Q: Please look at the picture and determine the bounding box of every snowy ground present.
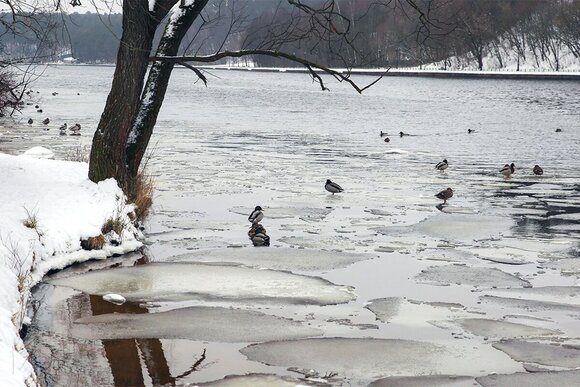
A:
[0,149,142,386]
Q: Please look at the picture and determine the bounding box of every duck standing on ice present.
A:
[248,206,264,224]
[435,188,453,204]
[500,163,515,177]
[435,159,448,171]
[325,179,343,195]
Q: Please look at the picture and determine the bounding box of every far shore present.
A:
[45,62,580,81]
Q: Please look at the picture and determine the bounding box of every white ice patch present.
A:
[415,214,512,242]
[197,374,306,386]
[71,306,321,342]
[493,340,580,368]
[456,318,560,338]
[488,287,580,306]
[476,370,580,387]
[241,337,518,382]
[49,262,356,305]
[171,247,374,271]
[415,265,531,288]
[370,375,475,386]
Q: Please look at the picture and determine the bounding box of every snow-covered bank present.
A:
[0,150,143,386]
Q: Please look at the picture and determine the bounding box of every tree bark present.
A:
[88,0,173,185]
[126,0,208,182]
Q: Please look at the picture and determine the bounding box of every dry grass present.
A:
[101,217,124,235]
[63,144,90,163]
[132,171,154,223]
[22,206,38,229]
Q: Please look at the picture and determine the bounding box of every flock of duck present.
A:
[25,90,82,136]
[246,128,550,246]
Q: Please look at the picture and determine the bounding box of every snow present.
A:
[0,150,143,386]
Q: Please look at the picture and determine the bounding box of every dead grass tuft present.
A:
[80,234,106,250]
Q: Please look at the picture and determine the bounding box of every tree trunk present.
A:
[88,0,170,186]
[126,1,208,183]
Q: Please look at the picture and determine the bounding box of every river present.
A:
[2,65,580,386]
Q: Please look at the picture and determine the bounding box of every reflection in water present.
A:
[493,182,580,239]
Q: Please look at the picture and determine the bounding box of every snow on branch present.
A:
[150,50,388,93]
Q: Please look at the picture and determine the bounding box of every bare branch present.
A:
[151,49,390,93]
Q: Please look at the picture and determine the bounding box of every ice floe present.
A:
[415,265,531,288]
[240,337,518,382]
[365,298,401,323]
[170,247,374,271]
[476,370,580,387]
[49,262,356,305]
[493,340,580,368]
[71,306,321,342]
[197,373,307,386]
[456,318,560,338]
[415,214,512,242]
[370,375,475,386]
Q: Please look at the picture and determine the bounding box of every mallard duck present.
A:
[42,118,50,125]
[533,165,543,175]
[399,131,408,137]
[69,123,81,135]
[500,163,515,177]
[27,118,33,125]
[435,188,453,204]
[325,179,343,194]
[248,223,270,247]
[380,131,387,137]
[384,137,390,143]
[435,159,448,171]
[248,206,264,224]
[468,129,474,133]
[555,128,562,133]
[59,123,68,132]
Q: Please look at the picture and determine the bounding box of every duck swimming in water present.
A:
[533,165,543,175]
[500,163,515,177]
[468,129,474,133]
[248,206,264,224]
[325,179,343,195]
[43,118,50,125]
[435,159,448,171]
[435,188,453,204]
[384,137,390,143]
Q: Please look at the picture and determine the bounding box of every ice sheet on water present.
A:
[476,370,580,387]
[240,338,517,382]
[488,286,580,306]
[49,262,356,305]
[370,375,475,386]
[170,247,374,271]
[71,306,321,342]
[415,214,512,241]
[365,298,401,323]
[415,265,531,288]
[480,295,580,313]
[492,340,580,368]
[197,374,306,386]
[456,318,560,338]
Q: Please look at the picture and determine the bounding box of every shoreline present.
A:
[43,63,580,81]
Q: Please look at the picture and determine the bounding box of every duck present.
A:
[325,179,343,194]
[399,131,408,137]
[435,187,453,204]
[533,165,543,175]
[248,206,264,224]
[555,128,562,133]
[468,129,474,134]
[37,109,43,113]
[42,118,50,125]
[500,163,515,177]
[69,123,81,135]
[248,223,270,247]
[27,118,33,125]
[59,126,67,136]
[384,137,390,143]
[59,123,67,132]
[380,131,388,137]
[435,159,448,171]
